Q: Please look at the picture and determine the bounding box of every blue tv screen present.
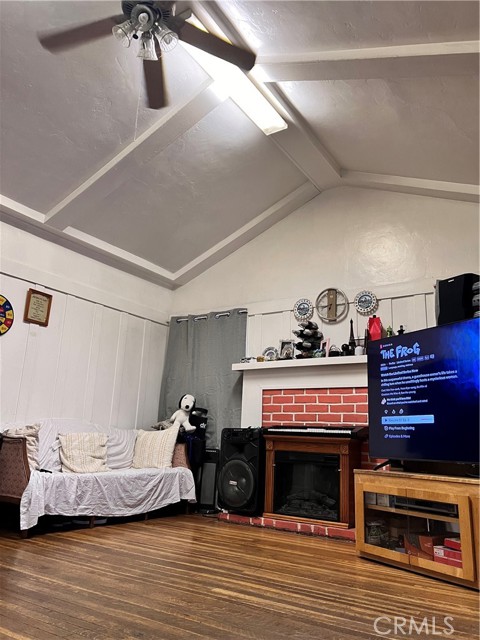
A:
[367,318,479,464]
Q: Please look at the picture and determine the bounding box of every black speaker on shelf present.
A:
[198,448,219,514]
[436,273,479,325]
[217,427,265,516]
[189,407,208,440]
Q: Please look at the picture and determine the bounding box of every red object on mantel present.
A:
[368,315,383,341]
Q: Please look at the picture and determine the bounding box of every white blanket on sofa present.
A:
[21,466,196,530]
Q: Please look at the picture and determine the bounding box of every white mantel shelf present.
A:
[232,355,367,371]
[233,356,368,428]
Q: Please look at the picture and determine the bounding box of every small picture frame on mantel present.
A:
[320,338,330,357]
[24,288,53,327]
[279,339,295,360]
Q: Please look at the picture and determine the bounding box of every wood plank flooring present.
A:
[0,514,479,640]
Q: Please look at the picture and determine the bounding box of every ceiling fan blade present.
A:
[143,54,167,109]
[39,15,124,52]
[176,21,255,71]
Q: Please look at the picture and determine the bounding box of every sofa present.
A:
[0,419,196,536]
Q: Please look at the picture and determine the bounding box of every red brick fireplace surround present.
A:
[223,359,384,540]
[262,385,373,469]
[262,386,368,428]
[218,386,375,541]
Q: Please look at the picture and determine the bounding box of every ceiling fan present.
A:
[38,1,256,109]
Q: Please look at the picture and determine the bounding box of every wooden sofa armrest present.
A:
[172,442,191,469]
[0,436,31,503]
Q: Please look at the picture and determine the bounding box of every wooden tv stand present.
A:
[355,470,479,589]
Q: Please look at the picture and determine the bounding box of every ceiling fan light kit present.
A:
[112,2,178,57]
[38,0,265,115]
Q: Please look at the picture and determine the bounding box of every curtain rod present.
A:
[176,309,248,323]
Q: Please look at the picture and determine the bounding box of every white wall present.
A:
[2,186,478,426]
[0,223,173,427]
[171,187,479,355]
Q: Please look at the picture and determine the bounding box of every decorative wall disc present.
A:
[354,290,378,315]
[0,295,14,335]
[293,298,314,321]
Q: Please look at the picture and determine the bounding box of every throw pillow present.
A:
[132,426,179,469]
[59,432,110,473]
[2,424,40,470]
[107,429,137,469]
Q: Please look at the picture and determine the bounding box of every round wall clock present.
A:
[354,290,378,315]
[315,288,349,323]
[293,298,314,322]
[0,294,14,335]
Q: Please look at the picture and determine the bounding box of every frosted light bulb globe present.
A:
[137,33,158,61]
[112,20,136,48]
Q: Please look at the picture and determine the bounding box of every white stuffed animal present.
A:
[170,394,196,433]
[151,394,197,433]
[163,393,196,433]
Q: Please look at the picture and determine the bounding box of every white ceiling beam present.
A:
[63,227,174,280]
[173,182,319,286]
[342,171,480,203]
[0,195,46,223]
[1,183,320,289]
[270,121,341,191]
[0,208,176,289]
[262,83,341,190]
[44,80,223,231]
[193,0,342,191]
[255,41,479,82]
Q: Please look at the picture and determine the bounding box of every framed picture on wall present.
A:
[24,289,53,327]
[279,339,295,360]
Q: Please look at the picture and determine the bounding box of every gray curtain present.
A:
[158,308,247,448]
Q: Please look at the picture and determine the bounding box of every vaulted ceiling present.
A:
[1,1,478,288]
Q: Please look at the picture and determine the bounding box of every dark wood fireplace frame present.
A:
[263,433,362,528]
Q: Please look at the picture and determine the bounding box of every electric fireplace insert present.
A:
[274,451,340,521]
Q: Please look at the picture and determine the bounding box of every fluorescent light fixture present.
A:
[182,16,288,135]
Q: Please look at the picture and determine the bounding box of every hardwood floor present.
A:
[0,514,478,640]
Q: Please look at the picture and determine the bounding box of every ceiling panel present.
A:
[0,1,209,212]
[72,99,307,272]
[0,0,478,285]
[224,1,480,54]
[281,75,479,184]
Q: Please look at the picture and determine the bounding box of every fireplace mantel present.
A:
[232,355,367,371]
[232,356,368,427]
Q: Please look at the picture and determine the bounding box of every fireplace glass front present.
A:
[273,451,340,522]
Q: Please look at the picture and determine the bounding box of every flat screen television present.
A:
[367,318,479,465]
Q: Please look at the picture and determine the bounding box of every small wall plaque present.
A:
[24,289,52,327]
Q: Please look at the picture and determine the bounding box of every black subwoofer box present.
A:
[217,427,265,516]
[198,448,219,513]
[436,273,479,325]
